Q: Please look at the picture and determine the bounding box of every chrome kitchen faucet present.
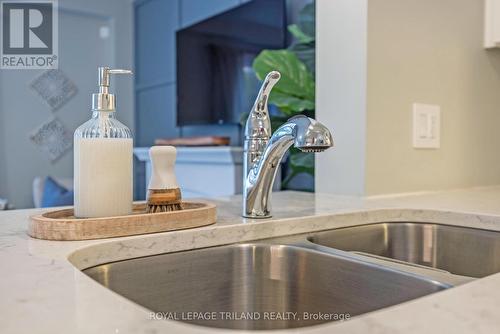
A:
[242,71,334,218]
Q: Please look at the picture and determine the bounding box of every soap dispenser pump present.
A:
[74,67,133,218]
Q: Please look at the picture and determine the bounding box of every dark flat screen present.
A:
[176,0,287,126]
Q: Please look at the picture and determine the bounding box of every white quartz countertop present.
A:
[3,187,500,333]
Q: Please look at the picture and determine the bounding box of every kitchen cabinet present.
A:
[485,0,500,48]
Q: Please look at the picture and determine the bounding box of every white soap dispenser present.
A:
[74,67,133,218]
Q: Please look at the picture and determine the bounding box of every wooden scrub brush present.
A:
[147,146,183,213]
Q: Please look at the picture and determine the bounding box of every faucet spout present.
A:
[243,112,334,218]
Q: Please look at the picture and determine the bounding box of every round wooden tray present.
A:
[29,201,216,241]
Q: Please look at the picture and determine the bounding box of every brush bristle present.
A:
[146,188,183,213]
[147,202,183,213]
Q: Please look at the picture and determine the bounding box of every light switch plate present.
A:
[412,103,440,149]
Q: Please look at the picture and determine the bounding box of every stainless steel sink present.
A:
[308,222,500,278]
[84,243,448,330]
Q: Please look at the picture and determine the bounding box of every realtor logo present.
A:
[1,1,58,69]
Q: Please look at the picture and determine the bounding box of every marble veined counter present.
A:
[2,188,500,333]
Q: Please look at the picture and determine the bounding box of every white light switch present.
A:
[412,103,440,149]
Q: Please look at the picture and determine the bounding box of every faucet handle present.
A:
[260,71,281,95]
[245,71,281,140]
[255,71,281,113]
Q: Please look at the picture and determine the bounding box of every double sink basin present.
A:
[83,222,500,330]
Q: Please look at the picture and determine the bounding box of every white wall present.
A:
[0,0,134,208]
[365,0,500,194]
[315,0,368,195]
[316,0,500,196]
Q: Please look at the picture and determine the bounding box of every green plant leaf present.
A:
[289,151,315,176]
[282,151,315,189]
[297,3,315,38]
[270,115,289,132]
[253,50,315,102]
[288,24,314,44]
[269,91,315,115]
[288,42,315,77]
[251,1,317,191]
[287,2,315,77]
